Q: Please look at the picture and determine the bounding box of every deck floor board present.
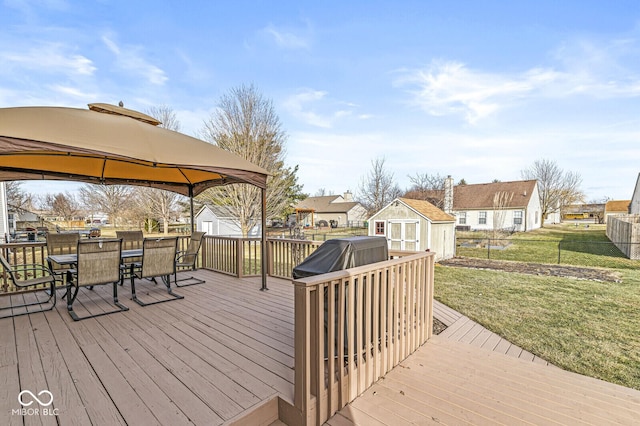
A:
[3,273,640,426]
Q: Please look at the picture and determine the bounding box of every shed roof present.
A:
[399,198,455,222]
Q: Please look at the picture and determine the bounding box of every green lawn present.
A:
[456,223,637,269]
[437,223,640,390]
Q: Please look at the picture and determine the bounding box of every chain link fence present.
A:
[456,238,639,269]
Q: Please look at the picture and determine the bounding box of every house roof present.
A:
[195,203,234,219]
[453,180,537,210]
[605,200,630,213]
[295,195,362,213]
[399,198,455,222]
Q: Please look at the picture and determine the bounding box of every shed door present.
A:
[202,221,214,235]
[388,220,419,251]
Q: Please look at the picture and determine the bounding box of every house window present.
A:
[478,211,487,225]
[514,211,523,225]
[535,211,539,224]
[375,221,385,235]
[458,212,466,225]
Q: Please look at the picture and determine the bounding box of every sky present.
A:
[1,0,639,201]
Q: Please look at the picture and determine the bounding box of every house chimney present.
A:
[343,190,353,202]
[444,175,454,213]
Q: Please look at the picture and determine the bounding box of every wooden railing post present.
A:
[236,239,243,278]
[294,280,313,426]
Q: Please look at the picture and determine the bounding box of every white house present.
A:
[446,179,542,232]
[368,197,456,261]
[195,204,260,237]
[294,191,368,228]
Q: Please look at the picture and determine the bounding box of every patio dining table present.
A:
[47,249,143,266]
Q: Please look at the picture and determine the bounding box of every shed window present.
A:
[375,221,385,235]
[478,211,487,225]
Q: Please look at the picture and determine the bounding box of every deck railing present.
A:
[268,238,321,279]
[0,236,192,292]
[290,251,435,425]
[1,236,436,426]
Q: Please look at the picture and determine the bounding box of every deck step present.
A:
[228,396,279,426]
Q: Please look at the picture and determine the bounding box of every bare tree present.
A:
[491,191,514,238]
[199,84,304,236]
[42,192,80,220]
[78,184,133,226]
[5,181,34,211]
[404,172,447,209]
[357,157,402,216]
[141,105,187,233]
[314,188,334,197]
[145,105,181,132]
[135,187,184,234]
[521,159,584,226]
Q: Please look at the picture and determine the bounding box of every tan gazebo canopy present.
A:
[0,104,268,195]
[0,104,271,289]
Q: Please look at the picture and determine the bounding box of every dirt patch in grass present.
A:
[440,256,622,283]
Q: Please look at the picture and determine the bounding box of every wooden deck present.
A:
[434,299,553,366]
[330,301,640,425]
[1,270,295,425]
[4,271,640,426]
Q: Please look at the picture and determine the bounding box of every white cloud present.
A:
[1,43,96,75]
[395,61,557,124]
[283,89,371,128]
[262,24,310,49]
[49,84,97,99]
[396,36,640,124]
[101,35,168,85]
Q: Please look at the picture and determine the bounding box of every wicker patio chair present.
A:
[174,231,206,287]
[46,232,80,288]
[129,237,183,306]
[0,255,56,319]
[66,239,128,321]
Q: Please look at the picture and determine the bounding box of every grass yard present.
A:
[456,223,638,269]
[437,223,640,390]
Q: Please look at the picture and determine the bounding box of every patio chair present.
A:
[116,230,143,285]
[129,237,183,306]
[46,232,80,288]
[66,239,128,321]
[174,231,206,287]
[0,254,56,319]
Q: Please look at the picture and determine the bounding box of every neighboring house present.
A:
[446,179,542,232]
[562,203,605,222]
[195,204,260,237]
[604,200,631,219]
[368,197,456,261]
[294,191,368,228]
[630,173,640,215]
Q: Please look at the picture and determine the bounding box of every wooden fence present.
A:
[606,215,640,259]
